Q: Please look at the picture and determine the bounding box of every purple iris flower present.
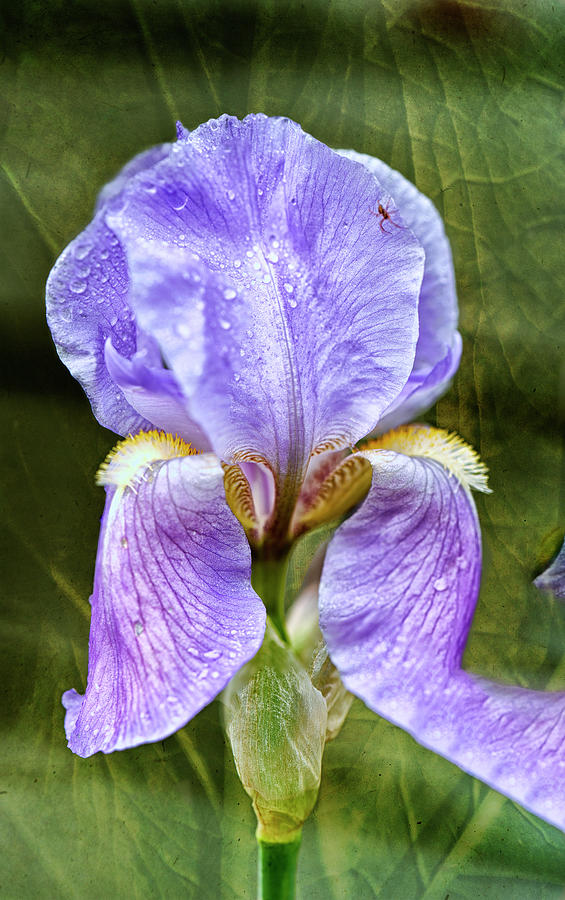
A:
[47,114,565,833]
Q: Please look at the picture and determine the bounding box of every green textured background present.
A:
[2,0,565,896]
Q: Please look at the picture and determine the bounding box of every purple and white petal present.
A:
[63,452,266,757]
[338,149,461,430]
[534,537,565,599]
[319,450,565,832]
[107,115,424,476]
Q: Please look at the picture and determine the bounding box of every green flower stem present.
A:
[257,834,302,900]
[251,552,291,642]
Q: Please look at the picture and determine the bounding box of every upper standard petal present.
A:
[46,139,201,441]
[107,115,425,478]
[63,446,266,756]
[319,449,565,832]
[46,215,150,436]
[337,150,461,430]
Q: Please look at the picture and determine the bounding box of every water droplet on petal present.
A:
[121,537,128,548]
[288,298,297,308]
[70,280,87,294]
[283,283,294,294]
[224,288,237,300]
[219,318,231,330]
[227,189,236,201]
[433,576,447,592]
[75,243,91,260]
[233,259,241,269]
[135,622,144,636]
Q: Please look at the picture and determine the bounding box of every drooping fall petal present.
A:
[63,441,265,757]
[319,446,565,831]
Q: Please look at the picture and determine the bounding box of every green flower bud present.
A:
[223,623,327,843]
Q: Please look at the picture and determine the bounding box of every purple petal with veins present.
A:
[319,450,565,832]
[337,149,461,430]
[104,339,212,448]
[63,453,265,756]
[46,215,150,436]
[106,114,424,478]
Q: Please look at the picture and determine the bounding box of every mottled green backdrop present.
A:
[2,0,565,896]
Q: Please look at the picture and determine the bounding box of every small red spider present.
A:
[369,202,403,234]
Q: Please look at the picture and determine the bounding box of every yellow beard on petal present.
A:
[96,430,201,490]
[363,425,491,494]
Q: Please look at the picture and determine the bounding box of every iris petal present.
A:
[46,143,175,437]
[94,143,172,214]
[535,537,565,599]
[319,450,565,831]
[107,114,425,477]
[63,452,266,757]
[337,149,461,430]
[46,215,149,436]
[104,339,212,449]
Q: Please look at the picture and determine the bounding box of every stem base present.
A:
[257,834,302,900]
